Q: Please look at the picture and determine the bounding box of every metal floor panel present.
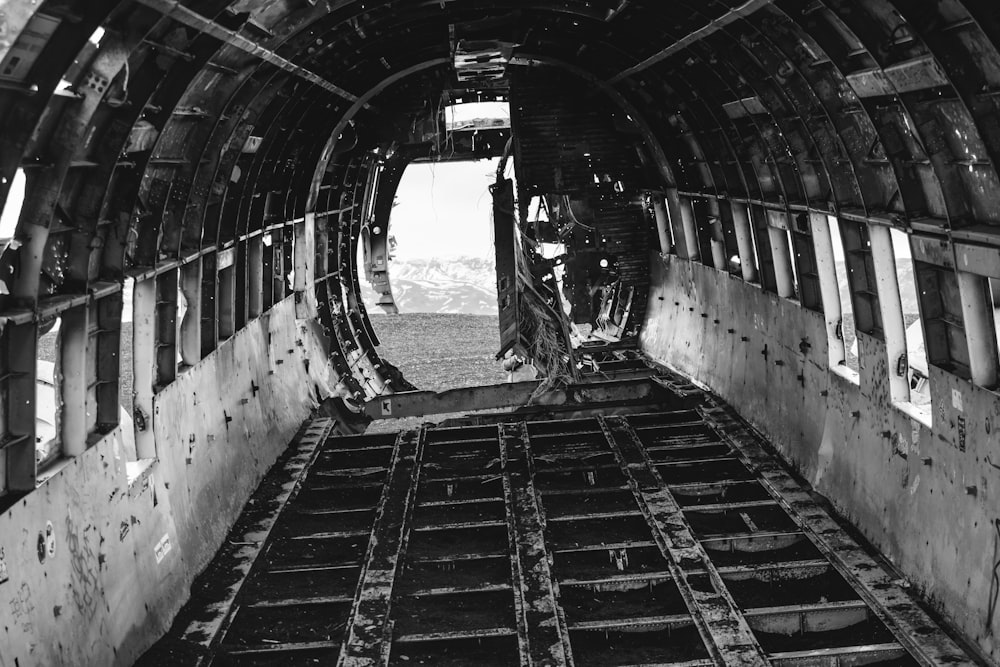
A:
[140,376,979,667]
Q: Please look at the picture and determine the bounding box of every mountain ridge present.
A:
[361,256,499,315]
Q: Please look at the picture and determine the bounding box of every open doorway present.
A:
[359,157,506,391]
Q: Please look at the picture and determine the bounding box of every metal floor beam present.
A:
[501,422,574,666]
[600,415,769,665]
[338,429,426,666]
[141,373,980,666]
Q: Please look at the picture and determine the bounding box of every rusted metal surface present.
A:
[4,0,1000,442]
[363,375,661,421]
[134,0,361,102]
[500,421,573,666]
[137,427,395,665]
[176,418,333,663]
[609,0,776,83]
[338,428,426,666]
[600,415,770,666]
[141,373,981,665]
[6,1,1000,662]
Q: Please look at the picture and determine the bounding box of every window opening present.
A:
[916,261,970,379]
[691,199,717,268]
[763,211,794,299]
[719,206,741,276]
[178,261,201,369]
[282,230,295,294]
[219,263,235,341]
[199,254,219,358]
[730,204,758,283]
[648,193,674,255]
[235,243,248,331]
[828,216,859,372]
[119,281,138,462]
[85,304,100,436]
[889,229,930,409]
[446,101,510,131]
[249,236,264,319]
[784,229,800,300]
[790,214,822,311]
[36,315,62,468]
[750,206,778,293]
[176,279,187,366]
[262,232,276,311]
[840,220,882,337]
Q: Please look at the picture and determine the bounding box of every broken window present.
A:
[178,261,200,370]
[729,203,758,283]
[35,315,62,469]
[35,301,112,465]
[265,228,291,305]
[889,229,930,410]
[234,243,248,332]
[118,282,138,463]
[719,205,742,276]
[249,236,264,319]
[199,254,219,358]
[915,262,970,380]
[790,214,822,312]
[647,193,675,256]
[282,229,295,294]
[827,216,859,374]
[783,228,800,300]
[218,262,235,341]
[839,220,882,337]
[690,199,718,268]
[749,205,777,293]
[131,277,155,458]
[763,210,796,299]
[176,276,188,367]
[262,232,276,312]
[446,101,510,131]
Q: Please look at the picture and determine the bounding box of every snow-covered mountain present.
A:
[360,257,499,315]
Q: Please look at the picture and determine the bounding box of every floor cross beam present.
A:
[600,415,769,665]
[700,402,976,666]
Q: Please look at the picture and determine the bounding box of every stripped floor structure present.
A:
[141,367,977,666]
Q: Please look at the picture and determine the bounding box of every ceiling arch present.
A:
[0,0,998,442]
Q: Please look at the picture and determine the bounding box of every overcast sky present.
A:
[390,158,500,261]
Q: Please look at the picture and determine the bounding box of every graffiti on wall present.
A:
[9,580,35,637]
[65,515,101,616]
